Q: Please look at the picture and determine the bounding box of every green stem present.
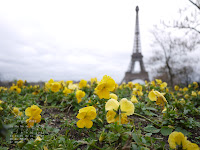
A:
[119,109,121,125]
[133,113,161,127]
[166,103,169,116]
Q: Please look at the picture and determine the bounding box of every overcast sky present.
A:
[0,0,195,83]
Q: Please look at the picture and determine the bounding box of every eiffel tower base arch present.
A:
[122,71,149,83]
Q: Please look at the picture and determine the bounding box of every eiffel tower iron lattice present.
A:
[121,6,149,83]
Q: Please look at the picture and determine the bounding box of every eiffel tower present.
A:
[121,6,149,83]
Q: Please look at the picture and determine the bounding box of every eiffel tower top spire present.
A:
[133,6,141,53]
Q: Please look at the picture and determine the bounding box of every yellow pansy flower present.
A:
[76,90,85,103]
[155,79,162,84]
[160,82,167,89]
[148,90,167,102]
[168,131,199,150]
[51,82,61,93]
[105,98,134,124]
[90,77,97,85]
[131,95,138,103]
[63,87,72,96]
[183,87,188,92]
[193,82,198,89]
[119,98,135,115]
[76,106,97,128]
[0,100,3,104]
[174,85,179,91]
[148,90,167,109]
[45,79,54,89]
[127,82,134,89]
[66,80,73,86]
[191,91,197,97]
[13,107,23,116]
[95,75,116,99]
[17,80,23,87]
[58,80,65,89]
[184,94,189,99]
[25,105,42,128]
[79,79,87,89]
[168,131,188,149]
[0,107,3,111]
[68,83,78,90]
[10,85,21,94]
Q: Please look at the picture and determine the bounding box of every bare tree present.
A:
[162,0,200,34]
[148,26,199,86]
[148,1,200,86]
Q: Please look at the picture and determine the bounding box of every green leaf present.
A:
[145,133,152,137]
[53,128,60,133]
[141,137,147,144]
[131,143,138,150]
[132,133,141,144]
[161,126,173,136]
[146,107,157,111]
[144,125,160,133]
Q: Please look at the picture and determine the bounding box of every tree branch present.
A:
[178,25,200,34]
[188,0,200,10]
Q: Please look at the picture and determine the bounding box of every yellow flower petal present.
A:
[120,114,129,124]
[79,106,96,113]
[79,80,87,88]
[76,90,85,103]
[148,90,157,101]
[109,93,118,100]
[102,75,116,91]
[105,99,119,111]
[155,91,167,103]
[186,141,200,150]
[95,85,110,99]
[85,111,97,120]
[131,95,138,103]
[25,107,32,117]
[76,106,96,128]
[84,120,93,128]
[77,119,93,128]
[94,75,116,99]
[31,105,42,117]
[77,119,85,128]
[76,112,87,119]
[106,110,117,123]
[120,98,135,116]
[168,132,187,149]
[160,82,167,89]
[35,136,42,142]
